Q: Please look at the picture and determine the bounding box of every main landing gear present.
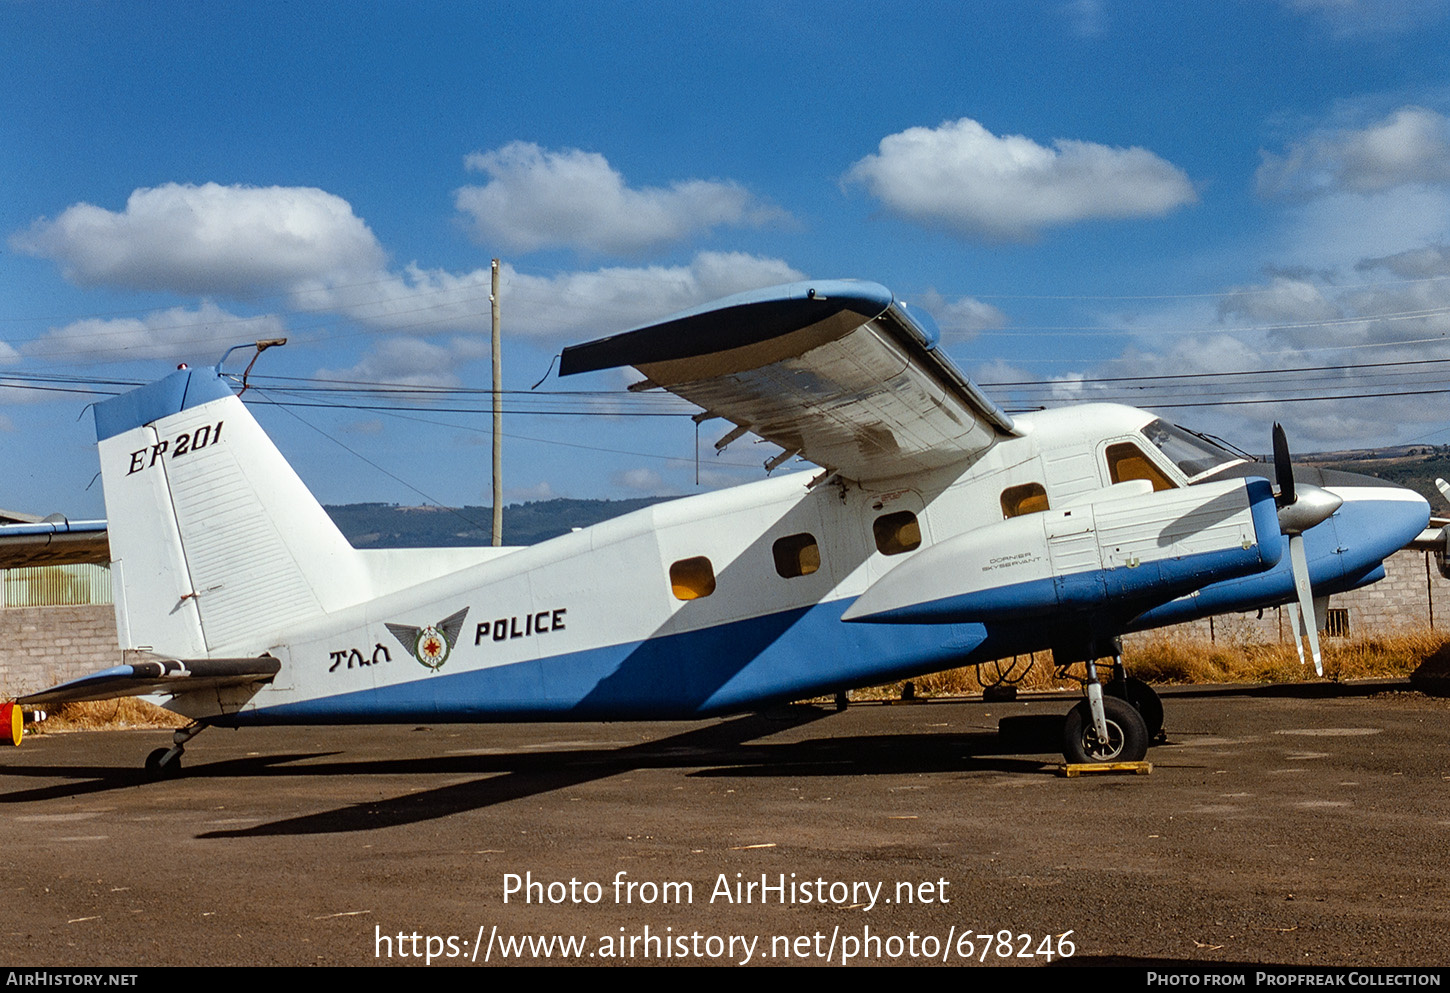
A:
[1106,674,1164,741]
[144,722,205,779]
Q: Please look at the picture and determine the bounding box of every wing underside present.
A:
[559,280,1016,483]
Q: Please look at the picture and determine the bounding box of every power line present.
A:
[981,354,1450,387]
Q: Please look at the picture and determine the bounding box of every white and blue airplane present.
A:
[1,279,1432,773]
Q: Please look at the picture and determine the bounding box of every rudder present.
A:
[96,368,363,656]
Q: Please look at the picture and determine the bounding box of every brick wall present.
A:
[0,604,123,698]
[1337,548,1447,633]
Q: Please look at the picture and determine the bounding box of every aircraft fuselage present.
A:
[205,402,1426,727]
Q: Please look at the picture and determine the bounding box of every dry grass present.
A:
[24,697,190,734]
[1127,628,1447,684]
[849,629,1450,701]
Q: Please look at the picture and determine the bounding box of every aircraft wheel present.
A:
[144,747,182,779]
[1062,696,1148,764]
[1106,677,1164,739]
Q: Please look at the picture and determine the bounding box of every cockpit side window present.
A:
[1105,442,1175,492]
[1141,419,1242,480]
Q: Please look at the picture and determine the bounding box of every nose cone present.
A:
[1318,468,1430,569]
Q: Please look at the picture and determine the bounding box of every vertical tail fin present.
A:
[96,369,363,656]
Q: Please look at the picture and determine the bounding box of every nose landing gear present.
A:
[1056,643,1160,765]
[1063,695,1149,764]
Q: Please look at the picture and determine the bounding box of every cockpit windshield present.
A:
[1141,419,1244,481]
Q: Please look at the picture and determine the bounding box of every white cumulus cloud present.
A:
[1257,106,1450,199]
[1357,243,1450,279]
[843,118,1196,241]
[505,481,559,503]
[495,251,806,343]
[315,336,463,389]
[610,467,664,493]
[20,302,287,366]
[454,142,787,255]
[1280,0,1448,36]
[1217,274,1341,327]
[1034,262,1450,450]
[12,182,387,295]
[292,250,805,346]
[914,289,1008,336]
[1060,0,1107,37]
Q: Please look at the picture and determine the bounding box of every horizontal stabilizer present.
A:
[16,655,280,707]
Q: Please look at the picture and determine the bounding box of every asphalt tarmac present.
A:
[3,682,1449,968]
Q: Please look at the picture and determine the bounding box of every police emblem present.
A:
[386,607,469,670]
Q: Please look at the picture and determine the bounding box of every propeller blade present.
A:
[1286,601,1307,668]
[1429,480,1450,579]
[1272,422,1295,507]
[1288,533,1322,676]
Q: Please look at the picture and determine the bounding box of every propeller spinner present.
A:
[1272,423,1342,675]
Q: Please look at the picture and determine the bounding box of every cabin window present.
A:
[772,533,821,578]
[873,511,921,556]
[1105,443,1175,492]
[669,556,716,600]
[1001,483,1050,519]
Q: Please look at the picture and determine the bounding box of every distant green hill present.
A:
[1304,445,1450,510]
[325,496,669,548]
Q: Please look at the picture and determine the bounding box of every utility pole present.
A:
[491,258,503,546]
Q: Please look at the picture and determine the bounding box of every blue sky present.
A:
[5,0,1450,519]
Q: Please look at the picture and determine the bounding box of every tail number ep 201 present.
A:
[126,421,224,475]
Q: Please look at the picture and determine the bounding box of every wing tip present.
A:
[560,279,893,377]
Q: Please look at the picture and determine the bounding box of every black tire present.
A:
[144,747,182,779]
[1062,696,1149,764]
[1106,676,1164,739]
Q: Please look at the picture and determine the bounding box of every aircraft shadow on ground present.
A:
[6,678,1403,833]
[192,712,1059,838]
[0,752,342,803]
[1,707,1066,836]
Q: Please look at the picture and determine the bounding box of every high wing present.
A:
[0,516,109,569]
[559,279,1018,483]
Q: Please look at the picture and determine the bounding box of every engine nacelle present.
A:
[842,477,1281,624]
